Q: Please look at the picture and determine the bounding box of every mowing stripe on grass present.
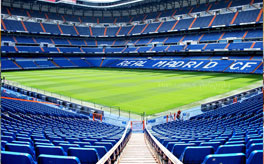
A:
[2,68,262,115]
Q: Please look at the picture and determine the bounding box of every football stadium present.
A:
[1,0,263,163]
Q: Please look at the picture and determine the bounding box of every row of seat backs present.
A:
[179,146,263,164]
[2,140,114,159]
[2,146,101,164]
[2,144,262,164]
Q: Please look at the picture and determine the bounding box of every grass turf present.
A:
[2,68,262,115]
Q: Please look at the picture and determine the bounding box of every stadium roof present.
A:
[2,0,211,14]
[5,0,207,10]
[35,0,149,9]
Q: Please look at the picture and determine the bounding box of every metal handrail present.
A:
[201,86,262,110]
[96,122,131,164]
[145,122,183,164]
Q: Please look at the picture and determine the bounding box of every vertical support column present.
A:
[127,26,135,35]
[21,21,28,32]
[1,20,7,31]
[40,23,46,32]
[89,26,93,36]
[116,26,122,36]
[256,9,263,22]
[230,11,239,25]
[171,20,179,31]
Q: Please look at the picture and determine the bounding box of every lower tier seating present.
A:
[2,57,262,74]
[149,93,263,164]
[1,90,126,164]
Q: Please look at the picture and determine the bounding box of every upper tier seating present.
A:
[1,90,126,164]
[2,8,262,37]
[149,93,263,164]
[3,28,262,55]
[3,41,261,54]
[2,0,262,24]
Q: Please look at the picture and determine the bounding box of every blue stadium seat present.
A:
[246,138,263,148]
[167,142,184,152]
[162,139,179,147]
[94,142,113,151]
[180,146,214,164]
[34,139,51,143]
[38,154,81,164]
[172,143,196,158]
[215,144,246,154]
[35,142,54,146]
[246,150,263,164]
[84,145,108,159]
[2,135,14,142]
[16,137,34,145]
[5,143,36,160]
[72,142,91,147]
[53,141,70,146]
[228,138,245,142]
[245,135,262,143]
[226,141,245,145]
[59,144,80,153]
[1,140,8,150]
[36,145,66,157]
[246,143,263,158]
[12,141,33,146]
[202,153,246,164]
[189,141,203,146]
[1,151,35,164]
[200,142,221,151]
[66,138,80,144]
[68,147,99,164]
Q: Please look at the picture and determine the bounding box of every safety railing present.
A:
[144,122,183,164]
[96,122,132,164]
[201,86,262,112]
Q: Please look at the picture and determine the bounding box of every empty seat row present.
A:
[2,8,262,36]
[1,90,126,164]
[149,93,263,164]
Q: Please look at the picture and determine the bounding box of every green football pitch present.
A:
[2,68,262,115]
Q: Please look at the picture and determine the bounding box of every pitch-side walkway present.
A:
[118,133,158,164]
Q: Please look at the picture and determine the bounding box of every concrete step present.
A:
[118,133,158,164]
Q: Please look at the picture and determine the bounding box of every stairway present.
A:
[118,133,158,164]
